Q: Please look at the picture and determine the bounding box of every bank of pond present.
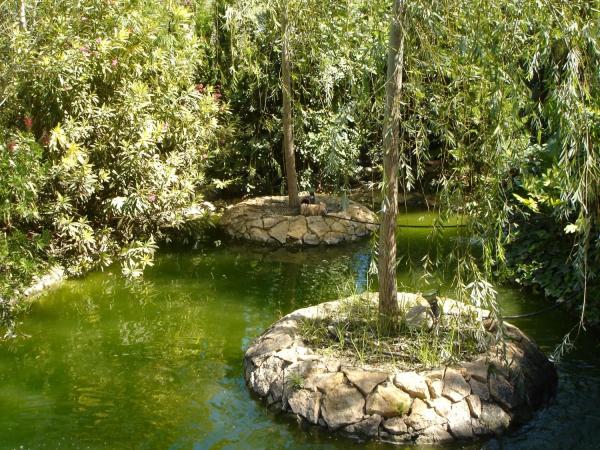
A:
[0,211,597,449]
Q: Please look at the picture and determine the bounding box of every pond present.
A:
[1,211,598,449]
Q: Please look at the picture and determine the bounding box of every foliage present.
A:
[0,0,222,332]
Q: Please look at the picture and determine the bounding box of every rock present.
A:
[288,216,307,240]
[406,398,446,431]
[248,218,263,229]
[382,417,408,435]
[405,304,434,330]
[394,371,429,399]
[285,359,328,381]
[469,378,490,401]
[303,233,320,245]
[330,220,347,233]
[251,356,285,397]
[343,414,382,438]
[249,227,270,242]
[427,379,444,399]
[343,368,388,395]
[274,347,300,364]
[443,368,471,402]
[246,334,294,362]
[270,220,289,244]
[263,216,285,229]
[489,372,517,410]
[477,403,511,435]
[380,431,412,444]
[463,358,489,382]
[447,401,474,439]
[466,394,482,418]
[415,425,454,444]
[321,384,365,429]
[287,389,321,424]
[305,372,345,393]
[307,216,330,238]
[366,382,413,417]
[323,231,344,245]
[431,396,452,417]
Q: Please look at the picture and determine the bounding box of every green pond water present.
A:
[1,211,599,449]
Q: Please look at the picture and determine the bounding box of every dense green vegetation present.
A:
[1,0,598,341]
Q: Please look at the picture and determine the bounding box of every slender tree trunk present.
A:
[18,0,27,31]
[281,3,299,209]
[378,0,405,332]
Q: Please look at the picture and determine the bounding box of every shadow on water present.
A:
[0,211,598,449]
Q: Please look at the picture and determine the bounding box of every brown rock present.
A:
[270,220,289,244]
[443,368,471,402]
[305,372,345,393]
[343,414,382,437]
[447,401,473,439]
[431,397,452,417]
[288,216,307,240]
[406,398,446,431]
[478,402,511,435]
[307,216,330,238]
[321,384,365,429]
[469,378,490,401]
[415,425,454,444]
[249,227,270,242]
[323,231,344,245]
[366,382,413,417]
[463,358,489,382]
[303,233,320,245]
[466,394,482,418]
[394,371,430,399]
[343,368,388,395]
[489,372,517,410]
[263,215,285,229]
[382,417,408,435]
[287,389,321,424]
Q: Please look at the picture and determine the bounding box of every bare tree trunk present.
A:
[378,0,405,332]
[281,3,299,209]
[18,0,27,31]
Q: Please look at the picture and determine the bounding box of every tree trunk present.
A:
[281,4,299,209]
[378,0,405,332]
[18,0,27,31]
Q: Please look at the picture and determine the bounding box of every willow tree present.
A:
[378,0,404,330]
[280,1,299,208]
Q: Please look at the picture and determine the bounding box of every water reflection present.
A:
[0,212,598,449]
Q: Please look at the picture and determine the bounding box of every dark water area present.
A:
[0,211,598,449]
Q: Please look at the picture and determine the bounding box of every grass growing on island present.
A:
[298,292,492,370]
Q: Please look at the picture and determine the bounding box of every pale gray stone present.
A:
[463,358,489,382]
[443,368,471,402]
[431,396,452,417]
[270,220,289,244]
[415,425,454,444]
[246,334,293,362]
[394,371,430,399]
[406,398,446,431]
[288,216,307,240]
[478,402,511,434]
[489,373,517,410]
[307,216,330,238]
[366,382,413,417]
[321,384,365,429]
[447,401,473,439]
[305,372,345,393]
[249,227,270,242]
[287,389,321,424]
[263,216,285,229]
[466,394,482,418]
[469,378,490,401]
[251,356,285,397]
[405,304,434,330]
[344,368,388,395]
[323,232,344,245]
[302,233,320,245]
[382,417,408,435]
[343,414,381,437]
